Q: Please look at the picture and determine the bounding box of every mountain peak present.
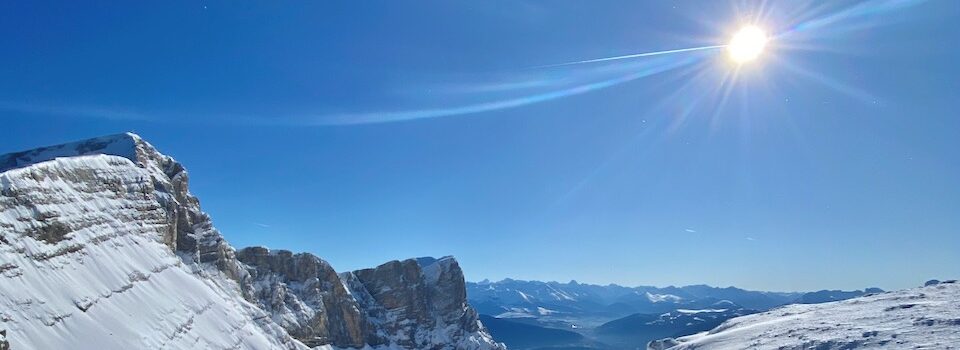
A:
[0,134,502,350]
[414,255,456,267]
[0,132,153,173]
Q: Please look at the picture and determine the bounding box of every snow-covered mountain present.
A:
[649,280,960,350]
[467,279,801,329]
[0,133,504,350]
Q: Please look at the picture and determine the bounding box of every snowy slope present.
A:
[0,150,305,349]
[649,281,960,350]
[0,133,503,350]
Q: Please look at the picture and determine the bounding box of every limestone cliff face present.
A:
[0,133,503,350]
[236,248,503,350]
[236,247,373,348]
[344,256,495,350]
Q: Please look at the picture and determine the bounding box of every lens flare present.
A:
[727,26,768,63]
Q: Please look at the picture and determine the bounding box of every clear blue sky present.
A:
[1,1,958,291]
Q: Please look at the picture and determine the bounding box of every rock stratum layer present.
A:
[0,133,503,350]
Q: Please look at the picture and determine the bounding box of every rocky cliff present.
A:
[238,249,499,350]
[0,133,503,350]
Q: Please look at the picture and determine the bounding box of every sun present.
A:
[727,25,768,64]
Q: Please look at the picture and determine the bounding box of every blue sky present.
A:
[1,1,958,291]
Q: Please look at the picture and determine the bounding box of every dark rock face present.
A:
[0,330,8,350]
[349,257,486,343]
[238,249,503,350]
[236,247,371,348]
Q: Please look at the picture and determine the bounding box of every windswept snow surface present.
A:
[654,281,960,350]
[0,155,305,350]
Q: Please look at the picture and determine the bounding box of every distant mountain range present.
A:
[794,288,884,304]
[594,302,756,348]
[650,281,959,349]
[467,279,801,324]
[467,279,885,349]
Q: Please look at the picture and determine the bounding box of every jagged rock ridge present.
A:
[237,247,500,350]
[0,133,503,350]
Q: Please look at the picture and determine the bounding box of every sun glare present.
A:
[727,25,768,64]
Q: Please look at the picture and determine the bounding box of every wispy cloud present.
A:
[0,100,152,121]
[685,228,697,233]
[1,42,718,127]
[254,223,271,228]
[304,54,707,126]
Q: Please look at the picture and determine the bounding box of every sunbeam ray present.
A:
[537,44,727,68]
[784,0,929,36]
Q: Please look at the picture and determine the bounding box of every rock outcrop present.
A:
[343,256,496,350]
[236,247,372,348]
[0,133,503,350]
[237,247,501,350]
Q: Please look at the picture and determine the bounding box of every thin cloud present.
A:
[254,223,271,228]
[0,100,152,121]
[685,228,697,233]
[0,45,714,127]
[536,44,724,68]
[427,77,570,94]
[304,55,704,125]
